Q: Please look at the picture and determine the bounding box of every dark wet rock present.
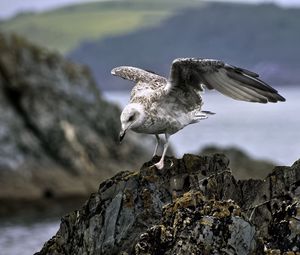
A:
[0,33,149,217]
[37,154,300,255]
[201,146,275,179]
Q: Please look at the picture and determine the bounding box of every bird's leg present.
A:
[152,134,160,157]
[154,134,170,170]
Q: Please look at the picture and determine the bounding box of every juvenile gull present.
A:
[111,58,285,169]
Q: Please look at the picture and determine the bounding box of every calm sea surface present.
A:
[0,87,299,255]
[0,220,59,255]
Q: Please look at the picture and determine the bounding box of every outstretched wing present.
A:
[168,58,285,103]
[111,66,166,84]
[111,66,168,103]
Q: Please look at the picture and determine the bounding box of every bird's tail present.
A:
[191,110,215,124]
[201,110,216,115]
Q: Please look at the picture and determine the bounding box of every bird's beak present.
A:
[119,129,126,143]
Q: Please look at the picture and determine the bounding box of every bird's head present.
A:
[119,103,145,142]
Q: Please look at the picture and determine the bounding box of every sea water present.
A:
[0,220,59,255]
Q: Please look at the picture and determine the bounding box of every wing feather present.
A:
[206,72,253,101]
[169,58,285,103]
[204,74,239,99]
[111,66,165,83]
[207,70,269,103]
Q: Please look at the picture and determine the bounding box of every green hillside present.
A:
[68,3,300,89]
[0,0,204,53]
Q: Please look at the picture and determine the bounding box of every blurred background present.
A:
[0,0,299,254]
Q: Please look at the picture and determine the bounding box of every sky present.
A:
[0,0,299,19]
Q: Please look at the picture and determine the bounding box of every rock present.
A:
[0,33,149,217]
[37,153,300,254]
[201,146,275,179]
[135,192,257,255]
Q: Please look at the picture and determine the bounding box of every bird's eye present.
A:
[128,115,134,122]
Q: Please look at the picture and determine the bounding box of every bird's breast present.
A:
[132,106,188,135]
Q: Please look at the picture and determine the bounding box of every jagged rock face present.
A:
[0,33,148,208]
[37,154,300,255]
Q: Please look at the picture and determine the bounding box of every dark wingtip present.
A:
[267,93,286,103]
[235,67,260,78]
[278,94,286,102]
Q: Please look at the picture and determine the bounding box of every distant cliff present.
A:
[37,153,300,254]
[0,33,149,217]
[69,3,300,90]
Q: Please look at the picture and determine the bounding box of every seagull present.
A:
[111,58,285,170]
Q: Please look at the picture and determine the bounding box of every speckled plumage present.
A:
[112,58,285,169]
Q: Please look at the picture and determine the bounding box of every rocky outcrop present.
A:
[0,33,149,217]
[37,154,300,254]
